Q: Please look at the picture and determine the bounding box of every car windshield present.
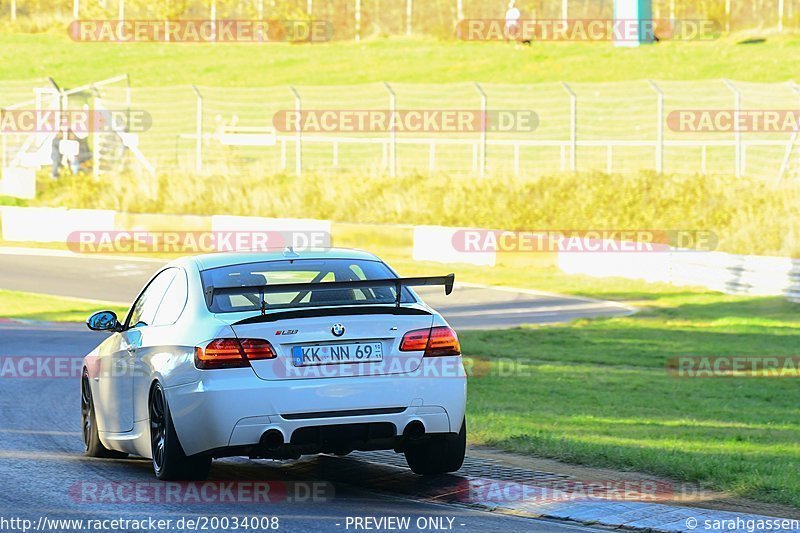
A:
[201,258,416,313]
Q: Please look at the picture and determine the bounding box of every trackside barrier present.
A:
[210,215,330,234]
[115,212,212,232]
[558,247,800,301]
[413,226,496,267]
[210,215,332,249]
[0,208,334,251]
[0,168,36,199]
[558,245,672,283]
[1,207,799,303]
[0,206,115,242]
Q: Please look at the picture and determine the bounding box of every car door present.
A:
[100,268,176,433]
[132,268,190,424]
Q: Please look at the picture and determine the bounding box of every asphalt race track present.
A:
[0,247,629,532]
[0,248,634,329]
[0,321,606,532]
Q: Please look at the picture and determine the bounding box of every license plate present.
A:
[292,342,383,367]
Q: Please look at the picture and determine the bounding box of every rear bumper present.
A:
[165,361,467,456]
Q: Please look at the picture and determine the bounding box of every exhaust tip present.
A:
[403,421,425,440]
[260,429,284,450]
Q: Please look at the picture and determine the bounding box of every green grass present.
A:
[0,289,127,322]
[0,196,28,207]
[2,31,800,85]
[462,291,800,508]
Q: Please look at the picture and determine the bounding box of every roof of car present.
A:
[179,248,383,271]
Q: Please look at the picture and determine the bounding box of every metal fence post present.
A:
[777,81,800,182]
[124,73,132,112]
[561,0,568,20]
[192,86,203,173]
[308,0,313,15]
[289,86,302,176]
[648,80,664,173]
[257,0,263,19]
[474,82,487,178]
[723,79,742,177]
[406,0,412,36]
[88,85,100,178]
[457,0,463,21]
[355,0,362,42]
[562,82,577,171]
[383,82,397,177]
[10,0,15,21]
[73,0,79,19]
[725,0,731,32]
[210,0,217,42]
[119,0,124,23]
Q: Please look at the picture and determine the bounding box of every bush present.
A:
[33,169,800,257]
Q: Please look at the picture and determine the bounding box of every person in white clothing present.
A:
[505,0,521,41]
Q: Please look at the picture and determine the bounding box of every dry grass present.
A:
[30,169,800,257]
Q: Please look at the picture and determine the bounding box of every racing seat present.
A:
[215,272,268,312]
[309,288,356,305]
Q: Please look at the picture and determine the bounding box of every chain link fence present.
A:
[1,1,800,38]
[2,76,800,181]
[41,78,800,179]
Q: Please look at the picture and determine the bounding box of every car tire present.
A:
[404,418,466,475]
[81,370,128,459]
[149,382,212,481]
[332,446,353,457]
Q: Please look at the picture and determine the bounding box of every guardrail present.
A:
[2,207,798,304]
[559,248,800,301]
[413,225,800,303]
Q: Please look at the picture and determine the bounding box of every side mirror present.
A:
[87,311,122,332]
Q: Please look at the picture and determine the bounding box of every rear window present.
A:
[201,259,416,314]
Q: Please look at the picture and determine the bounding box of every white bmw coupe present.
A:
[81,249,467,480]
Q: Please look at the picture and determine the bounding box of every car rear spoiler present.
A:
[205,274,455,312]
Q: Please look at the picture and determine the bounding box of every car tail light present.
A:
[425,326,461,357]
[239,339,277,361]
[195,338,276,370]
[400,326,461,358]
[399,328,431,352]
